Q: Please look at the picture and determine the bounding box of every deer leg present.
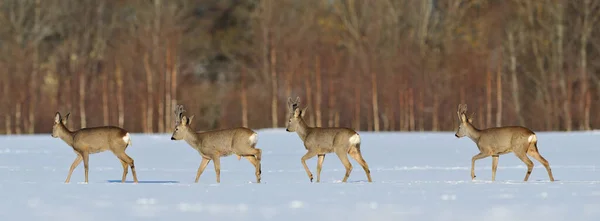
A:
[117,152,138,183]
[491,155,499,181]
[244,156,261,183]
[527,150,555,182]
[195,157,211,183]
[515,151,534,181]
[65,154,82,183]
[213,157,221,183]
[335,151,353,182]
[471,152,489,180]
[316,154,325,183]
[82,152,90,184]
[301,151,318,182]
[237,148,262,174]
[254,149,262,180]
[349,150,372,182]
[254,148,262,161]
[119,159,128,183]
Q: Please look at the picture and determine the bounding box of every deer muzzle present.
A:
[170,137,176,140]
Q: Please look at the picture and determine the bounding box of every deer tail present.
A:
[527,134,538,153]
[348,133,361,154]
[123,132,132,146]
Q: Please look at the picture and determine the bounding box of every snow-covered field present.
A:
[1,129,600,221]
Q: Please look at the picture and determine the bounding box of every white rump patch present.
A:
[123,133,131,145]
[249,133,258,145]
[349,134,361,145]
[528,134,537,143]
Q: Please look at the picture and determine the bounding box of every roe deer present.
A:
[170,105,262,183]
[285,97,372,183]
[454,104,554,182]
[51,112,139,184]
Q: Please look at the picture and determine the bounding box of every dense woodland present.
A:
[0,0,599,134]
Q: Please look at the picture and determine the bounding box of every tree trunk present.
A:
[315,55,322,127]
[285,57,293,99]
[165,41,173,131]
[3,73,10,134]
[28,0,41,134]
[354,81,361,130]
[334,111,340,127]
[432,93,439,131]
[579,0,591,130]
[459,74,466,104]
[158,69,165,133]
[388,97,395,131]
[508,30,524,126]
[143,53,154,133]
[79,71,86,128]
[398,88,405,131]
[486,69,492,128]
[328,72,335,127]
[115,61,124,128]
[154,0,163,133]
[170,42,178,130]
[371,72,379,131]
[382,106,390,131]
[417,90,424,131]
[285,70,293,99]
[408,88,415,131]
[304,70,314,126]
[496,66,503,127]
[4,114,11,135]
[102,69,109,125]
[15,103,22,134]
[270,46,278,128]
[28,56,38,134]
[157,66,165,132]
[584,91,591,130]
[553,2,570,131]
[66,72,73,129]
[418,0,432,55]
[241,67,248,128]
[141,90,148,133]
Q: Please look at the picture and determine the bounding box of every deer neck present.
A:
[295,118,311,142]
[465,123,482,142]
[58,124,75,147]
[183,128,201,147]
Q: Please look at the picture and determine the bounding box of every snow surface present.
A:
[1,129,600,221]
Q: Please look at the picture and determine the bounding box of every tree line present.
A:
[0,0,599,134]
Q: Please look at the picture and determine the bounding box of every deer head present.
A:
[286,97,307,132]
[52,112,70,138]
[455,104,474,138]
[171,104,194,140]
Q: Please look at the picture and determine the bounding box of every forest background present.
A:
[0,0,599,134]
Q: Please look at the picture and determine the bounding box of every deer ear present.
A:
[62,113,70,124]
[187,115,195,125]
[55,112,61,123]
[287,97,292,106]
[460,114,466,122]
[294,108,301,117]
[295,96,300,104]
[181,116,188,125]
[300,106,308,117]
[468,117,473,123]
